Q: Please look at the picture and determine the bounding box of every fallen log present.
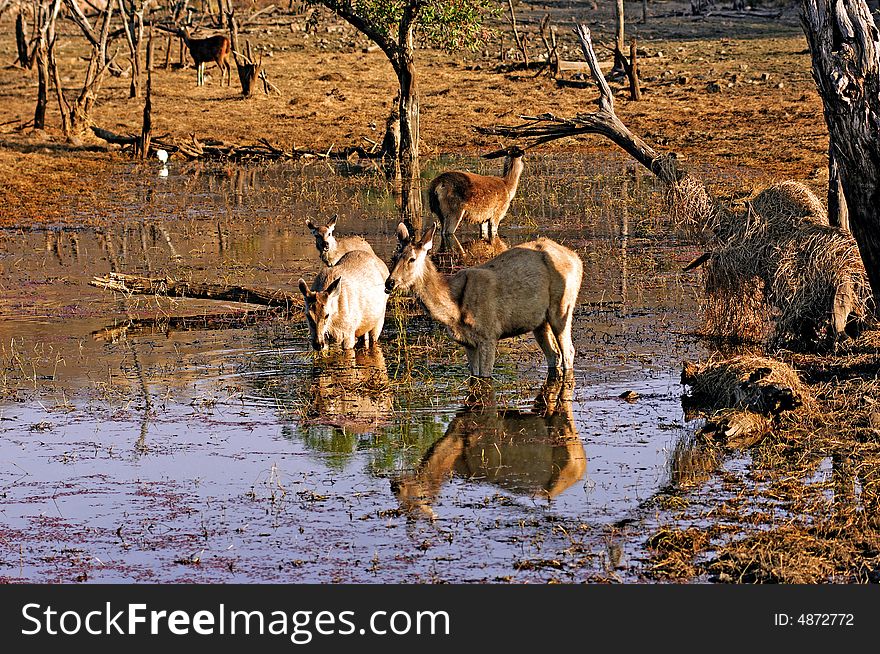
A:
[89,272,302,309]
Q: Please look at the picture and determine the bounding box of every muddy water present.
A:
[0,154,708,582]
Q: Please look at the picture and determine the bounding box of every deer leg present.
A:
[444,210,466,235]
[342,333,357,350]
[533,323,561,371]
[369,317,384,346]
[550,310,576,370]
[479,221,489,240]
[475,342,496,378]
[464,345,479,375]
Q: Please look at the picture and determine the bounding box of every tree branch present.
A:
[318,1,398,64]
[477,24,682,182]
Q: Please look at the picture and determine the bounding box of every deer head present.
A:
[306,215,339,266]
[385,222,437,294]
[298,277,342,350]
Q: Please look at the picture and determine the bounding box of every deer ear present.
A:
[325,277,342,296]
[298,278,310,298]
[306,220,318,234]
[419,223,437,252]
[326,214,338,231]
[396,222,410,244]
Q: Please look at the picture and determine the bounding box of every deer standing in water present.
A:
[306,215,376,267]
[178,27,231,87]
[428,146,525,239]
[298,250,389,350]
[385,223,583,378]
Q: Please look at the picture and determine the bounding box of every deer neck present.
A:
[413,259,462,328]
[503,157,524,198]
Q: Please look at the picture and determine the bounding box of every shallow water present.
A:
[0,154,710,582]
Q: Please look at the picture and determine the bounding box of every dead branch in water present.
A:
[89,271,302,309]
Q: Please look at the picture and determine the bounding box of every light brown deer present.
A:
[385,223,583,378]
[179,27,231,87]
[428,146,525,239]
[306,215,375,267]
[298,250,389,350]
[391,375,584,518]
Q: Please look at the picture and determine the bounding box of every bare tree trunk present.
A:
[15,11,31,68]
[138,29,153,159]
[628,38,642,100]
[118,0,142,99]
[828,141,849,231]
[380,98,401,181]
[395,5,422,233]
[397,57,421,233]
[612,0,627,76]
[48,21,71,137]
[34,41,49,129]
[506,0,529,66]
[802,0,880,304]
[163,33,172,69]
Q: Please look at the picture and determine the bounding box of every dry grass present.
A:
[694,185,869,351]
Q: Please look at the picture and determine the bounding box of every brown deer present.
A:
[391,375,584,518]
[306,215,376,267]
[179,27,231,87]
[298,250,389,350]
[385,223,583,378]
[428,146,525,239]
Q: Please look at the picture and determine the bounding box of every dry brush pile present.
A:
[670,177,871,351]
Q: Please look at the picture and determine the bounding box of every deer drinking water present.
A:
[298,250,389,350]
[178,27,231,87]
[385,223,583,378]
[428,146,525,239]
[306,215,376,267]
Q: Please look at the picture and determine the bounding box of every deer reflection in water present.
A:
[305,346,392,434]
[392,374,585,518]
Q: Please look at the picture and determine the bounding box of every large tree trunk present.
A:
[396,58,421,233]
[395,8,422,233]
[801,0,880,306]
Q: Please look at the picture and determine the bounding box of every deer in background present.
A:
[299,250,389,350]
[178,27,231,87]
[385,223,583,378]
[307,215,376,267]
[428,146,525,240]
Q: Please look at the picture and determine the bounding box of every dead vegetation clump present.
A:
[692,181,870,351]
[705,525,862,584]
[681,355,811,450]
[645,527,711,580]
[664,173,718,232]
[749,180,827,226]
[682,355,810,415]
